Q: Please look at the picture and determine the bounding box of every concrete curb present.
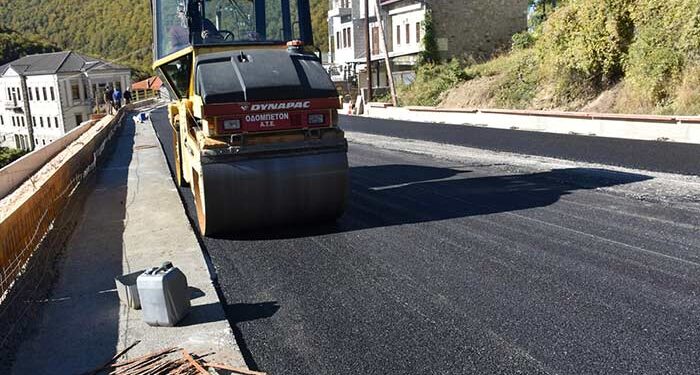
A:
[361,105,700,144]
[341,115,700,176]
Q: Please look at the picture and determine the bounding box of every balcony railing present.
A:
[379,0,407,5]
[3,100,21,110]
[328,6,351,18]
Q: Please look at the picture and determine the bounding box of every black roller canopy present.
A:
[195,49,337,104]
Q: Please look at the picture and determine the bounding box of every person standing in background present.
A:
[112,87,122,112]
[124,89,132,105]
[104,86,114,114]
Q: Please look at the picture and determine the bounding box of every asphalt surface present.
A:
[151,108,700,374]
[340,115,700,175]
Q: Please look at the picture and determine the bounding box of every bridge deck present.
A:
[10,108,245,373]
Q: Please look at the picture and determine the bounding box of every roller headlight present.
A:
[223,119,241,130]
[308,113,325,125]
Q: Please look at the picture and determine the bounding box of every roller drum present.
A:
[194,150,348,235]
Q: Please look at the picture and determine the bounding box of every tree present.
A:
[419,10,440,63]
[310,0,329,52]
[0,27,60,65]
[529,0,560,29]
[0,147,27,169]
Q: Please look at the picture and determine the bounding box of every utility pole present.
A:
[18,73,35,151]
[364,0,372,102]
[373,0,398,107]
[542,1,546,17]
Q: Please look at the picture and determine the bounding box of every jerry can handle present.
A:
[144,261,174,275]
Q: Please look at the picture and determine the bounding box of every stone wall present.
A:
[428,0,528,60]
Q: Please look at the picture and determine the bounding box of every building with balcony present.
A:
[327,0,366,85]
[327,0,528,91]
[0,51,130,150]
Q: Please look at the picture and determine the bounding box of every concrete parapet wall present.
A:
[364,104,700,144]
[0,122,95,200]
[0,110,125,300]
[0,97,156,201]
[0,99,158,362]
[0,108,133,363]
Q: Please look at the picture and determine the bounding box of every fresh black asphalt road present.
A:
[151,109,700,374]
[340,115,700,176]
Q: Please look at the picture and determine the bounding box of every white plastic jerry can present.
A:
[137,262,191,327]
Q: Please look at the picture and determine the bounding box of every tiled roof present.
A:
[131,76,163,91]
[0,51,130,77]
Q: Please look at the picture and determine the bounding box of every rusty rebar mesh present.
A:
[86,343,266,375]
[0,112,125,372]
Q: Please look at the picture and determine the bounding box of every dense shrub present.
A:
[396,60,466,106]
[511,31,534,51]
[402,0,700,115]
[673,63,700,115]
[0,147,27,169]
[492,50,540,108]
[536,0,634,104]
[624,0,700,107]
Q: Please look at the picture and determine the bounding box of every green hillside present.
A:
[404,0,700,115]
[0,0,328,76]
[0,0,152,75]
[0,27,60,65]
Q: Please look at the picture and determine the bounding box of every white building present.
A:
[0,51,131,150]
[327,0,374,83]
[328,0,527,89]
[328,0,435,88]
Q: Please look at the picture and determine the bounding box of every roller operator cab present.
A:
[151,0,348,235]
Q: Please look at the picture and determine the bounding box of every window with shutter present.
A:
[372,27,379,55]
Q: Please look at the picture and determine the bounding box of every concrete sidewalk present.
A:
[11,107,246,373]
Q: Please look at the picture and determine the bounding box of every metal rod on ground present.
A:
[207,363,268,375]
[181,349,208,374]
[364,0,373,103]
[85,340,141,375]
[373,0,398,107]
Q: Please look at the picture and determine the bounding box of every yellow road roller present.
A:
[151,0,348,235]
